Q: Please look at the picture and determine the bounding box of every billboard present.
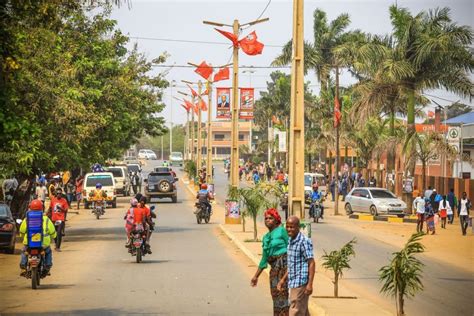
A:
[216,87,231,119]
[239,88,254,120]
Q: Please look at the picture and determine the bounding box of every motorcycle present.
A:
[195,202,211,224]
[91,200,105,220]
[309,198,323,223]
[52,205,64,249]
[130,223,147,263]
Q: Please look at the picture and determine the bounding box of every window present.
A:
[370,189,396,199]
[359,189,370,198]
[86,175,114,187]
[214,134,225,140]
[106,168,124,178]
[352,189,364,197]
[0,205,12,218]
[238,133,245,141]
[216,147,231,155]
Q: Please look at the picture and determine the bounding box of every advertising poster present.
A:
[216,87,231,119]
[225,200,240,219]
[239,88,254,120]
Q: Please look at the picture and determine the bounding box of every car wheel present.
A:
[112,199,117,208]
[345,203,353,215]
[370,205,378,216]
[158,179,172,193]
[172,195,177,203]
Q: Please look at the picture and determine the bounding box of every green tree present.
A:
[238,185,269,241]
[321,238,357,298]
[379,233,425,316]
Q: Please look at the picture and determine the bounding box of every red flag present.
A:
[193,102,199,114]
[215,28,238,46]
[213,67,230,82]
[194,61,213,80]
[202,89,209,96]
[427,110,435,118]
[180,103,190,112]
[198,98,208,111]
[184,99,195,113]
[187,84,198,97]
[239,31,264,56]
[334,97,342,128]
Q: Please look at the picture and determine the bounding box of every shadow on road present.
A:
[64,226,124,243]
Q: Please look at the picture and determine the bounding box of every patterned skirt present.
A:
[426,215,435,231]
[268,254,289,316]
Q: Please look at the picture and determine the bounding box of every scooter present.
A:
[309,199,323,223]
[91,200,105,220]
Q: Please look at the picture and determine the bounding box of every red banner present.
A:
[216,87,231,119]
[239,88,254,120]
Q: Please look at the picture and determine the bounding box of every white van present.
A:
[105,166,131,196]
[304,172,327,206]
[83,172,117,208]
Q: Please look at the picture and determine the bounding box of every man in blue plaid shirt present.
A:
[277,216,315,315]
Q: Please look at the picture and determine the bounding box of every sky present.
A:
[110,0,474,125]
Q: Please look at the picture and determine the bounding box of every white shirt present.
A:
[439,200,452,215]
[460,199,469,216]
[413,197,425,214]
[35,186,48,201]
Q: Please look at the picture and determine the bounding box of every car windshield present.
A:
[127,165,140,173]
[107,168,123,178]
[0,205,12,218]
[86,175,114,187]
[148,173,174,183]
[304,175,313,186]
[171,152,182,158]
[370,189,397,199]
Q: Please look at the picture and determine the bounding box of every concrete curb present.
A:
[349,214,417,223]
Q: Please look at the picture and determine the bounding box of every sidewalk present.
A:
[182,178,392,316]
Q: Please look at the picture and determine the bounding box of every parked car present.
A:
[105,166,131,196]
[304,172,327,206]
[144,171,178,203]
[170,152,184,166]
[83,172,117,209]
[344,187,407,217]
[138,149,157,160]
[0,203,16,254]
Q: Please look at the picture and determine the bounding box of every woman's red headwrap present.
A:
[264,208,281,224]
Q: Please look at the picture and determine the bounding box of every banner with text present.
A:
[216,87,231,119]
[239,88,254,120]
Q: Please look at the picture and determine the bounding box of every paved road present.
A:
[0,160,272,315]
[211,162,474,316]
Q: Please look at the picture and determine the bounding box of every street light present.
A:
[169,80,177,159]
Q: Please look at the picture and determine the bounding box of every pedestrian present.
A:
[251,208,289,316]
[329,177,335,202]
[413,192,425,233]
[253,170,261,185]
[425,198,437,235]
[369,176,376,187]
[424,186,433,199]
[131,172,139,195]
[341,177,348,202]
[65,179,76,207]
[447,188,456,224]
[2,176,18,206]
[35,182,48,211]
[277,216,315,316]
[458,192,471,236]
[267,165,273,182]
[75,175,84,210]
[438,195,451,229]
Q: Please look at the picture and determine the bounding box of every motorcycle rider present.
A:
[310,183,324,219]
[196,183,213,216]
[19,200,57,276]
[124,198,146,248]
[50,188,69,250]
[138,196,155,254]
[89,183,107,212]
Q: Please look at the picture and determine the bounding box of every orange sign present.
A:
[415,124,448,133]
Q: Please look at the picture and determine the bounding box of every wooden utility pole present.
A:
[230,19,240,189]
[206,81,213,184]
[334,66,340,216]
[197,81,203,172]
[288,0,305,218]
[185,110,190,160]
[191,96,195,164]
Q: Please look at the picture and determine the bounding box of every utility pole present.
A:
[203,17,268,190]
[197,81,203,173]
[178,91,194,162]
[206,81,213,184]
[169,80,176,157]
[288,0,305,218]
[160,135,164,161]
[334,66,340,216]
[243,68,255,150]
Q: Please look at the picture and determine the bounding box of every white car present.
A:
[138,149,157,160]
[105,166,131,196]
[83,172,117,209]
[344,187,407,217]
[170,152,184,166]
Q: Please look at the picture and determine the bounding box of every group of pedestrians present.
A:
[251,209,315,315]
[413,187,471,235]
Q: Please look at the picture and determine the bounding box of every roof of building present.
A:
[444,111,474,125]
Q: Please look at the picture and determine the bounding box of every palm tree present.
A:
[379,232,425,316]
[238,185,269,241]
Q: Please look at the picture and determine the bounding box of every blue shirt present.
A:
[311,191,321,201]
[287,232,314,288]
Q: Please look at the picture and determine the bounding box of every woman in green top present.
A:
[251,208,289,315]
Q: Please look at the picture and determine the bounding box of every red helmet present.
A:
[29,199,43,211]
[201,183,208,190]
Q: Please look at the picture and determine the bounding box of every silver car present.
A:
[344,187,407,217]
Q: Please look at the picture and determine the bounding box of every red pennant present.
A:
[187,84,198,97]
[239,31,264,56]
[180,103,190,112]
[202,89,209,96]
[334,97,342,128]
[198,98,208,111]
[193,102,199,114]
[215,28,239,46]
[194,61,213,80]
[213,67,230,82]
[184,99,195,114]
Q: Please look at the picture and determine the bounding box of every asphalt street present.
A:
[210,162,474,316]
[0,160,272,315]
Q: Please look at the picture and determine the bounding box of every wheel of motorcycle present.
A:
[37,267,41,285]
[205,215,210,224]
[96,212,100,220]
[196,215,202,224]
[136,248,142,263]
[315,216,319,223]
[55,225,63,249]
[31,267,38,289]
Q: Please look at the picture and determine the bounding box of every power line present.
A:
[151,64,291,69]
[129,36,283,48]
